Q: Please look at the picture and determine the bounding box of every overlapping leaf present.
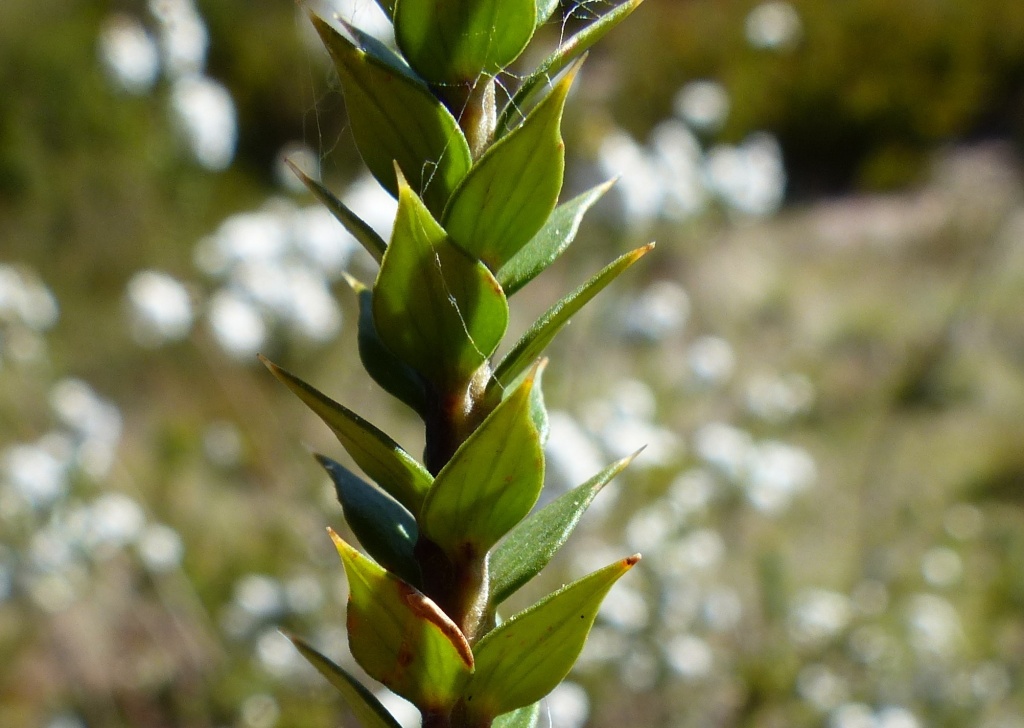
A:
[373,171,508,391]
[490,450,641,606]
[419,363,545,562]
[312,14,472,215]
[492,243,654,391]
[497,0,645,134]
[443,64,578,273]
[262,357,432,513]
[395,0,536,83]
[318,455,420,586]
[287,634,403,728]
[347,277,428,416]
[462,555,641,721]
[497,180,615,296]
[331,530,474,711]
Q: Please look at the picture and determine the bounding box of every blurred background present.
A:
[3,1,1024,726]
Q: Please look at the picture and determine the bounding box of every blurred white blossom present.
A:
[98,14,160,93]
[745,1,802,50]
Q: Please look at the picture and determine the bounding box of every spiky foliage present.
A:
[265,2,647,726]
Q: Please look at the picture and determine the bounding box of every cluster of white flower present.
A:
[98,0,236,170]
[0,263,59,368]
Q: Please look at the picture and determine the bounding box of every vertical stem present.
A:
[440,77,497,160]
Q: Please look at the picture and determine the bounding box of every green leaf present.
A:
[535,0,560,25]
[419,362,545,562]
[287,634,403,728]
[462,555,641,721]
[331,530,474,711]
[311,14,472,215]
[262,357,432,513]
[490,450,642,606]
[492,243,654,391]
[443,63,578,273]
[497,0,644,135]
[373,170,508,391]
[318,455,421,587]
[394,0,536,83]
[348,276,428,416]
[285,160,387,264]
[493,702,542,728]
[497,180,615,296]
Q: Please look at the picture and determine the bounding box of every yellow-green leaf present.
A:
[311,14,472,215]
[443,64,579,273]
[373,171,508,392]
[419,363,545,562]
[462,555,641,721]
[331,530,474,711]
[490,450,641,606]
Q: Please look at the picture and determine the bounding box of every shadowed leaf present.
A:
[311,14,471,215]
[493,701,542,728]
[395,0,536,83]
[318,455,421,586]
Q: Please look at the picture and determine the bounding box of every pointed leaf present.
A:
[286,160,387,264]
[349,277,428,415]
[318,455,421,586]
[373,171,508,391]
[419,363,545,562]
[288,634,403,728]
[497,0,644,135]
[497,179,615,296]
[493,243,654,390]
[443,64,577,273]
[490,450,641,606]
[262,357,432,513]
[493,702,542,728]
[331,530,474,711]
[394,0,536,83]
[463,555,641,720]
[312,14,472,215]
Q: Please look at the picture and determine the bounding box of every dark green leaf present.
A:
[311,14,472,215]
[490,450,642,606]
[348,276,428,416]
[493,702,542,728]
[330,530,473,711]
[463,555,641,721]
[318,455,420,586]
[497,0,644,135]
[492,243,654,391]
[285,159,387,264]
[287,634,403,728]
[262,357,432,513]
[419,362,545,561]
[443,64,578,273]
[497,179,615,296]
[373,170,508,391]
[394,0,536,83]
